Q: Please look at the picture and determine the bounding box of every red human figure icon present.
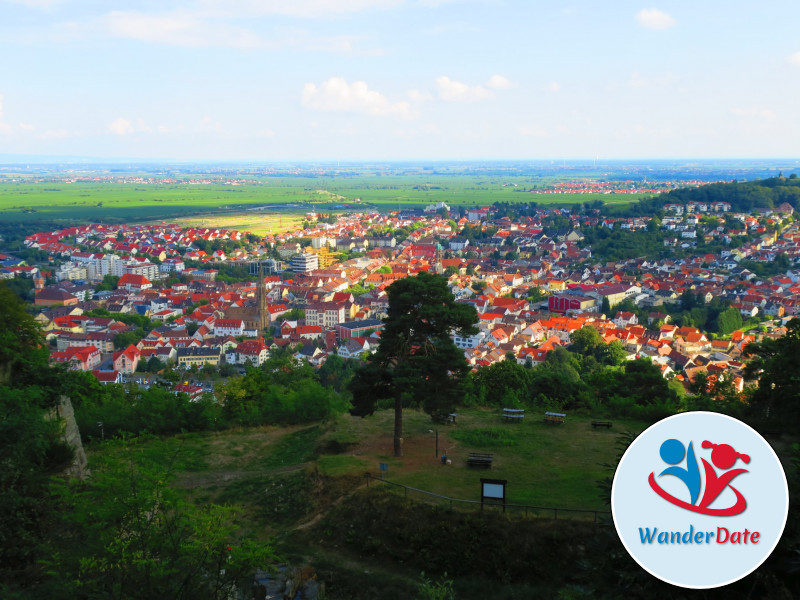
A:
[698,441,750,512]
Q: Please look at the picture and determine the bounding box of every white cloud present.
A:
[545,82,561,92]
[519,125,548,138]
[108,117,156,135]
[423,22,478,35]
[636,9,676,30]
[303,34,385,56]
[6,0,61,9]
[199,116,224,133]
[302,77,416,119]
[408,89,434,102]
[99,12,383,54]
[486,74,512,90]
[103,11,263,49]
[0,94,4,119]
[731,107,776,119]
[197,0,403,19]
[790,52,800,66]
[628,71,675,89]
[19,122,35,131]
[436,76,492,101]
[41,129,70,139]
[108,117,135,135]
[416,0,458,6]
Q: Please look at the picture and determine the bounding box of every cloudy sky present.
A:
[2,0,799,161]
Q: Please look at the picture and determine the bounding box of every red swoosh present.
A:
[648,472,747,516]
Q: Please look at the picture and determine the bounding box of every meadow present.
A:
[112,407,650,536]
[162,213,307,236]
[86,408,652,598]
[0,175,648,225]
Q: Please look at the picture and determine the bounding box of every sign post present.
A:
[480,478,507,513]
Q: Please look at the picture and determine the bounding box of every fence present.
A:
[364,473,610,523]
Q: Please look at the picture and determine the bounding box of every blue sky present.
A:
[2,0,799,161]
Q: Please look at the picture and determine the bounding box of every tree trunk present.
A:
[393,394,403,457]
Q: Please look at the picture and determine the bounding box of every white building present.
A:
[291,252,319,274]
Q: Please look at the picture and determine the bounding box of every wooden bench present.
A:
[433,412,458,424]
[591,420,613,429]
[502,408,524,422]
[467,452,493,468]
[544,411,566,425]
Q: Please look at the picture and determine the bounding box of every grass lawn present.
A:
[100,408,650,533]
[160,213,306,236]
[0,177,645,223]
[323,407,646,512]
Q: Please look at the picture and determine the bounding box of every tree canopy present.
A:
[349,272,478,456]
[744,319,800,425]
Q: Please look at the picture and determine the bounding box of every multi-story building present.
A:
[124,260,159,281]
[226,339,269,366]
[305,302,346,328]
[55,262,88,282]
[306,246,338,268]
[176,346,221,368]
[335,319,384,341]
[113,345,141,374]
[291,251,319,274]
[213,318,245,337]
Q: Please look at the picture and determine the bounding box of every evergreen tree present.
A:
[349,272,478,456]
[744,319,800,425]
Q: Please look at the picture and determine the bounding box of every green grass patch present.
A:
[317,455,370,477]
[0,177,645,223]
[317,429,360,454]
[89,434,210,473]
[215,470,315,527]
[451,427,518,448]
[261,425,322,469]
[393,412,646,510]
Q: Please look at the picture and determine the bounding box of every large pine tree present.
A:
[349,272,478,456]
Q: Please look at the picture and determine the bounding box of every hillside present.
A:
[623,175,800,217]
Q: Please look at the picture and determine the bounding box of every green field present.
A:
[0,176,648,224]
[113,407,650,533]
[314,408,640,512]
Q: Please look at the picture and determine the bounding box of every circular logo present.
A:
[611,411,789,589]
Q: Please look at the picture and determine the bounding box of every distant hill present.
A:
[620,175,800,216]
[661,175,800,211]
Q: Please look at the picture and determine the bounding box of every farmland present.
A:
[161,213,307,237]
[0,175,650,225]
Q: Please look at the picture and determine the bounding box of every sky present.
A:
[1,0,800,162]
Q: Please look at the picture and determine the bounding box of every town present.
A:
[4,190,796,403]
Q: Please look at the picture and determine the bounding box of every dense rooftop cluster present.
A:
[3,199,797,396]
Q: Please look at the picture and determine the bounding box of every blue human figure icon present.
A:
[658,438,701,505]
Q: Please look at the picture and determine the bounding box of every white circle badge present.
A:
[611,412,789,589]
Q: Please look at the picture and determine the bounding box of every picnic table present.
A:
[544,411,566,425]
[467,452,493,468]
[502,408,524,422]
[591,420,613,429]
